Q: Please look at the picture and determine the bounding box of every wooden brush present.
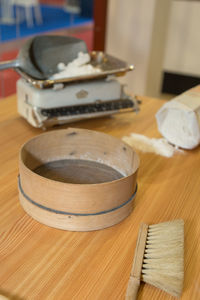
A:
[125,219,184,299]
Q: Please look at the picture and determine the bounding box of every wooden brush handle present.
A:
[125,276,140,300]
[125,223,148,300]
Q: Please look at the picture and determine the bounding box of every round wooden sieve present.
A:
[18,128,139,231]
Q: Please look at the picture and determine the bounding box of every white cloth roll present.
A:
[156,86,200,149]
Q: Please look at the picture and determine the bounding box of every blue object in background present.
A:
[0,5,92,43]
[80,0,94,19]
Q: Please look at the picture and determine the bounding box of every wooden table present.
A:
[0,94,200,300]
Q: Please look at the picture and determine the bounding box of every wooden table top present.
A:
[0,94,200,300]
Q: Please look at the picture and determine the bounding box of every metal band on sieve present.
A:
[18,175,137,217]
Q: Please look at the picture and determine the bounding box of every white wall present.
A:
[105,0,156,95]
[106,1,200,97]
[106,0,172,97]
[164,1,200,77]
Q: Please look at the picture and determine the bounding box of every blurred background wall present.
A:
[106,0,200,97]
[106,0,158,96]
[162,0,200,95]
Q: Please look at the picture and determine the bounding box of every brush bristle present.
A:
[141,219,184,298]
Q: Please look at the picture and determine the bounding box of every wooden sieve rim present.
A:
[19,128,140,187]
[18,128,139,214]
[18,175,138,216]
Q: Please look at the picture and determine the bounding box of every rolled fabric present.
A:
[156,85,200,149]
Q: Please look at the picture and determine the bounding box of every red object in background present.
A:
[0,50,20,98]
[0,70,20,98]
[0,29,93,98]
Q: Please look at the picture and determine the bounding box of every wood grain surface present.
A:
[1,94,200,299]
